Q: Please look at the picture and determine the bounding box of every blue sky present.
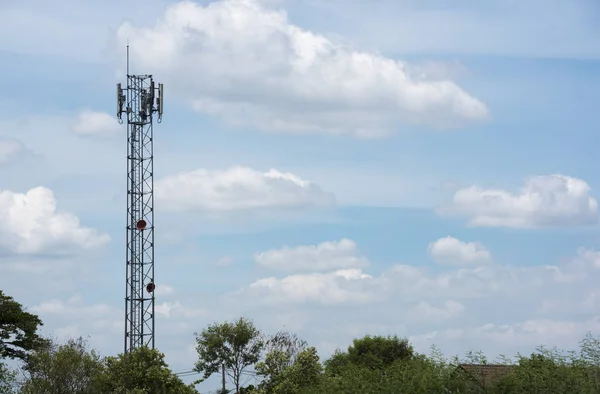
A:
[1,0,600,390]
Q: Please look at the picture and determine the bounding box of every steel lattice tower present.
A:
[117,47,164,353]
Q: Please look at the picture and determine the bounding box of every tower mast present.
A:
[117,47,164,352]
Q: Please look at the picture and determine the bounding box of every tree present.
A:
[274,347,322,393]
[347,335,413,370]
[491,346,599,394]
[239,384,256,393]
[0,363,17,394]
[325,335,414,375]
[194,317,263,393]
[262,331,307,367]
[0,291,46,361]
[20,336,105,394]
[255,331,308,392]
[311,351,474,394]
[322,350,350,377]
[96,346,197,394]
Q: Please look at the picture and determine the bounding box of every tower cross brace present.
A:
[117,59,164,353]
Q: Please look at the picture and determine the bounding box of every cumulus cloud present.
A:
[428,236,492,265]
[0,186,110,254]
[71,110,121,137]
[13,241,600,376]
[247,268,375,304]
[238,242,600,317]
[0,138,24,163]
[229,245,600,364]
[255,238,368,272]
[440,174,598,228]
[155,166,335,212]
[117,0,488,137]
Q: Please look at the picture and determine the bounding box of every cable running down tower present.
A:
[117,47,164,353]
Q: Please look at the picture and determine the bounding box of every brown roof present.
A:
[459,364,514,388]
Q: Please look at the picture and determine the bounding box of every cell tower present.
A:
[116,46,164,353]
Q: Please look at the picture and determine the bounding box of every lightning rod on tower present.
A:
[117,45,164,353]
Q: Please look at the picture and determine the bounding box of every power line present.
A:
[175,368,259,377]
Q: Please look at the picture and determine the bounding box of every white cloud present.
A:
[441,174,598,228]
[237,243,600,316]
[1,0,597,64]
[10,240,600,381]
[0,186,110,254]
[247,268,375,304]
[71,110,121,137]
[155,166,335,212]
[117,0,488,137]
[155,284,175,297]
[428,236,492,266]
[29,296,124,355]
[32,294,110,315]
[409,317,600,361]
[231,245,600,363]
[0,138,24,163]
[31,296,122,341]
[28,293,213,372]
[255,238,367,272]
[155,301,205,318]
[0,258,72,275]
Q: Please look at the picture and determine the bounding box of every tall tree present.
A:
[96,346,197,394]
[194,317,263,393]
[256,331,308,391]
[20,336,105,394]
[263,331,307,366]
[0,291,46,361]
[269,347,322,394]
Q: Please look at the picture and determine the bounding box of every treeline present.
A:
[2,290,600,393]
[196,318,600,394]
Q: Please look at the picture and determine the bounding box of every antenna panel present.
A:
[158,83,164,115]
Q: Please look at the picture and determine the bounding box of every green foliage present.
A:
[581,331,600,366]
[322,350,350,376]
[328,335,414,373]
[0,291,47,362]
[5,311,600,394]
[255,331,309,393]
[0,363,17,394]
[194,317,263,393]
[239,384,256,393]
[256,347,323,394]
[491,345,600,394]
[96,346,198,394]
[463,349,489,365]
[255,350,291,391]
[307,352,470,394]
[19,336,105,394]
[262,331,307,367]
